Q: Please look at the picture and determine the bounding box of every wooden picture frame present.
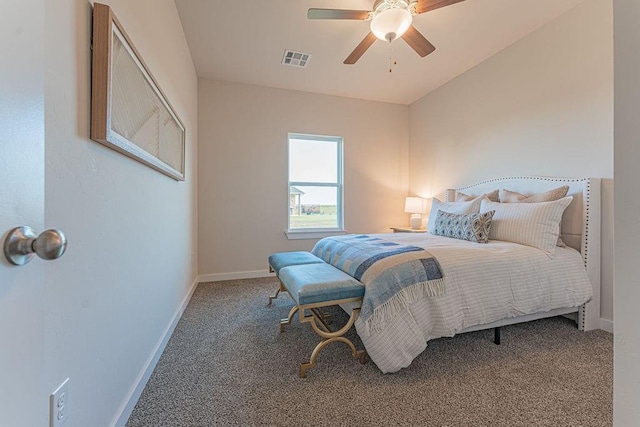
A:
[91,3,186,181]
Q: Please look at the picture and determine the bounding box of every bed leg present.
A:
[494,327,501,345]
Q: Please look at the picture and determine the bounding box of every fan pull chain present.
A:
[389,44,397,73]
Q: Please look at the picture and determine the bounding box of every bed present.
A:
[313,176,601,373]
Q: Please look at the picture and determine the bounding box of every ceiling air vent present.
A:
[282,50,311,68]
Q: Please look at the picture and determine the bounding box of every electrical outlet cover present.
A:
[50,378,69,427]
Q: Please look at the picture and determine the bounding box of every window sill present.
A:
[285,229,347,240]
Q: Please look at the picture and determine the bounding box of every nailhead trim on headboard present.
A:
[580,178,591,331]
[453,176,586,192]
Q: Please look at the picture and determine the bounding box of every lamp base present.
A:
[410,214,422,230]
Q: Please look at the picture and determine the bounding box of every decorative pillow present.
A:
[498,185,570,247]
[427,197,483,233]
[456,189,499,203]
[499,185,569,203]
[480,197,572,255]
[432,210,495,243]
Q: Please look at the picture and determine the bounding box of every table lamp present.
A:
[404,197,427,229]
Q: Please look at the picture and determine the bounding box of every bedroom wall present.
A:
[613,0,640,422]
[198,80,409,278]
[408,0,614,323]
[44,0,197,425]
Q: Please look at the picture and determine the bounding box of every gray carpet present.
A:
[127,277,612,427]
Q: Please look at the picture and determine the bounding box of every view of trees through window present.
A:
[288,134,343,230]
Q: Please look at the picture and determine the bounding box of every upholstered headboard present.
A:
[445,176,601,331]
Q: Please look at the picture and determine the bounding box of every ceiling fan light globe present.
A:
[370,8,412,42]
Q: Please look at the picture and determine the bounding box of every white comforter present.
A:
[350,233,593,373]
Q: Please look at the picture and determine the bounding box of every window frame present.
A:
[286,133,345,239]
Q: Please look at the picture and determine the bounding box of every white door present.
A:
[0,0,47,425]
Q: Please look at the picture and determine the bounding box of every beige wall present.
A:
[613,0,640,422]
[44,0,197,425]
[198,80,409,277]
[408,0,613,321]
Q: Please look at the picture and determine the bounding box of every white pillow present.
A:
[427,197,483,233]
[480,197,573,255]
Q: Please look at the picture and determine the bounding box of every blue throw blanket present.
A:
[312,235,445,332]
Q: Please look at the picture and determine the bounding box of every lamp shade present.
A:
[404,197,427,214]
[370,8,412,42]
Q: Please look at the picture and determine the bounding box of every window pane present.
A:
[289,186,338,229]
[289,138,337,183]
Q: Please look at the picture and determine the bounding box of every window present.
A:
[287,133,344,237]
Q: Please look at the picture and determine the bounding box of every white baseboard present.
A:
[600,318,614,333]
[199,269,274,283]
[111,276,199,427]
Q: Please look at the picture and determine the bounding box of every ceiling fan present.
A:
[308,0,465,64]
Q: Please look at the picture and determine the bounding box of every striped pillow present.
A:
[480,197,573,255]
[498,185,570,247]
[427,197,483,233]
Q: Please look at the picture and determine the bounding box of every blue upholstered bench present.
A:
[268,251,324,274]
[279,263,365,307]
[267,252,368,378]
[267,251,325,306]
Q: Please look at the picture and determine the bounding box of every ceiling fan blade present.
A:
[344,33,378,64]
[308,8,371,20]
[414,0,465,14]
[401,26,436,57]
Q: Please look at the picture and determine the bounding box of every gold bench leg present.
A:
[310,308,332,332]
[280,305,299,333]
[300,336,367,378]
[299,307,367,378]
[268,278,287,306]
[267,284,282,306]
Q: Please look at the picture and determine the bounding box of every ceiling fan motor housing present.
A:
[373,0,412,13]
[370,0,414,42]
[370,6,413,42]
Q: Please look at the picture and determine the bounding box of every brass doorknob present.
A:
[3,226,68,266]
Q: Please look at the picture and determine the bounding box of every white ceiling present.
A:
[175,0,585,105]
